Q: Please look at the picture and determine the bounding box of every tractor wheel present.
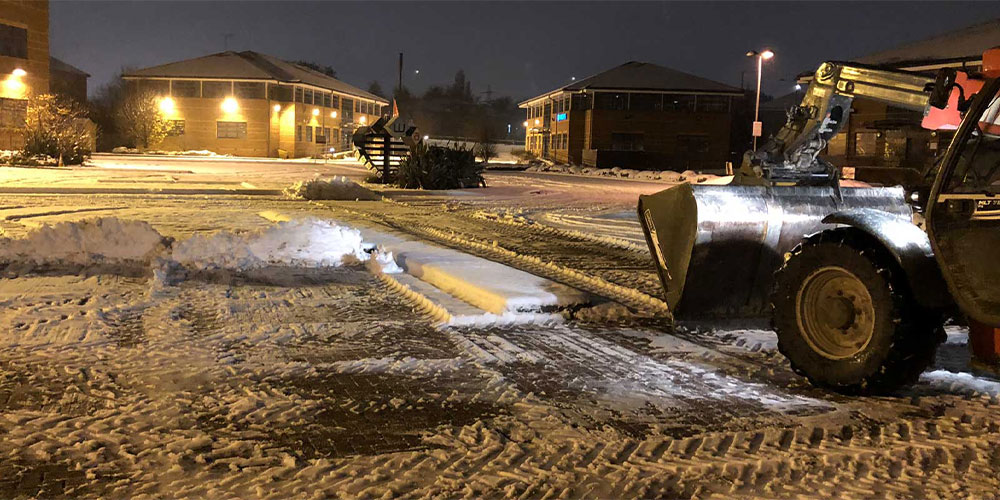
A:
[770,230,944,395]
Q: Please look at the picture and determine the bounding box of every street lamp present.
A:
[746,49,774,151]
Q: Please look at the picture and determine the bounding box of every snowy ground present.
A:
[1,158,999,498]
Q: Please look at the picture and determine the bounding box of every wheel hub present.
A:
[795,266,876,360]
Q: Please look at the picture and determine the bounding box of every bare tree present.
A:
[115,88,170,150]
[23,94,92,166]
[475,141,497,165]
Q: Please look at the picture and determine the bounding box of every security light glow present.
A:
[523,121,529,127]
[761,49,775,60]
[221,97,239,114]
[331,111,337,118]
[423,135,429,141]
[273,104,281,112]
[312,108,319,116]
[359,116,367,124]
[158,97,175,114]
[795,84,802,91]
[12,68,26,77]
[534,119,540,125]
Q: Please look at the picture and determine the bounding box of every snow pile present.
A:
[0,218,168,266]
[920,370,1000,397]
[283,177,380,201]
[170,218,382,271]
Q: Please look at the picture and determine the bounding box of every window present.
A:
[854,132,877,156]
[269,84,293,102]
[945,86,1000,193]
[217,121,247,139]
[664,94,697,112]
[235,82,265,99]
[611,132,644,151]
[342,98,354,121]
[630,93,662,111]
[677,135,709,156]
[323,127,331,144]
[0,23,28,59]
[331,95,340,109]
[697,95,730,113]
[354,100,360,113]
[295,87,304,103]
[571,94,591,111]
[296,125,302,141]
[171,81,199,98]
[322,93,330,107]
[305,126,313,142]
[167,120,185,136]
[139,79,170,96]
[202,81,230,98]
[0,98,27,128]
[594,93,627,111]
[304,89,313,105]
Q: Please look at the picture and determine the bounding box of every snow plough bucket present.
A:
[638,183,911,318]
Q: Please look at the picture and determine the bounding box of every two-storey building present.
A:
[520,61,743,172]
[124,51,389,157]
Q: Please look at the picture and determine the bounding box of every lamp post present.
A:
[746,49,774,151]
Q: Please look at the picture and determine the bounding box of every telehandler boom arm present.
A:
[739,62,955,185]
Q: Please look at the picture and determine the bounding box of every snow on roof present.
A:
[50,56,89,77]
[124,51,387,103]
[521,61,742,106]
[855,18,1000,67]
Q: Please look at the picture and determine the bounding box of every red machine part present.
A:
[969,319,1000,373]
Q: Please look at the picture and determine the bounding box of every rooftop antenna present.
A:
[223,33,235,51]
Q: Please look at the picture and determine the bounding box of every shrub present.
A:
[21,94,92,166]
[115,88,170,150]
[394,143,485,189]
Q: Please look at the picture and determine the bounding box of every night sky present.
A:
[50,1,1000,100]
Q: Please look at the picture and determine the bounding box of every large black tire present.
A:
[770,229,944,395]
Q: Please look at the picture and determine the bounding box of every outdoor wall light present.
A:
[359,116,367,124]
[221,97,239,114]
[523,121,529,127]
[273,104,281,112]
[12,68,27,77]
[534,119,540,125]
[331,111,337,118]
[312,108,319,116]
[158,97,175,114]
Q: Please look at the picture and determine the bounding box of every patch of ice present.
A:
[170,218,370,271]
[283,176,380,201]
[0,217,168,266]
[920,370,1000,396]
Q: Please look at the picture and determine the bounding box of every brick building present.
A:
[49,56,89,104]
[0,0,49,150]
[519,61,743,172]
[124,51,389,157]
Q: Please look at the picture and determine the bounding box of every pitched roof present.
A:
[521,61,742,105]
[124,51,386,103]
[50,56,89,77]
[855,18,1000,68]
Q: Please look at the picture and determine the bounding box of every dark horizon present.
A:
[51,1,1000,101]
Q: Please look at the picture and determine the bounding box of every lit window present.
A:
[167,120,185,136]
[217,121,247,139]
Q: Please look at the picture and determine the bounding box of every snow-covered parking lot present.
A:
[1,158,999,498]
